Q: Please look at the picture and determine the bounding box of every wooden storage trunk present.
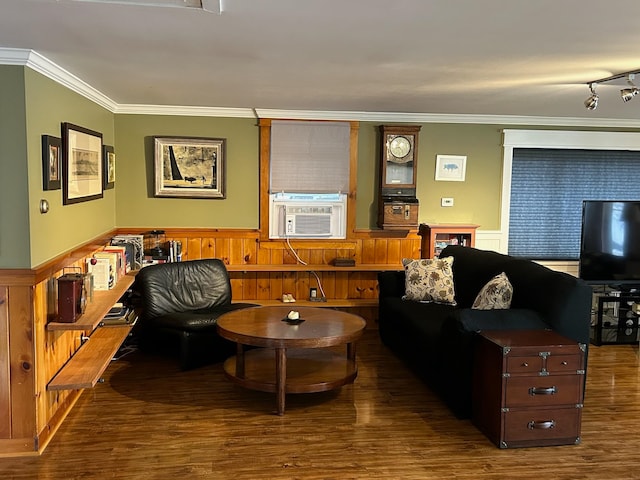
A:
[472,329,586,448]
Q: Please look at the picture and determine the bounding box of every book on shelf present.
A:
[86,257,111,290]
[103,245,129,276]
[101,304,137,326]
[111,234,144,270]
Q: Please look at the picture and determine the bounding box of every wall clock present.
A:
[379,125,421,197]
[378,125,422,230]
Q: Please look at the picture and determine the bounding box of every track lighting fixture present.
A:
[584,83,598,110]
[584,69,640,110]
[620,74,639,102]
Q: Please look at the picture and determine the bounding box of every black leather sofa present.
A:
[131,259,257,370]
[377,245,592,419]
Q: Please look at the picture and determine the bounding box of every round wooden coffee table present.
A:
[216,305,366,415]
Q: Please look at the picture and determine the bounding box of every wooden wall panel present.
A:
[8,286,36,439]
[161,229,421,306]
[0,228,420,456]
[0,286,10,439]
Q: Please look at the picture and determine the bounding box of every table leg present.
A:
[275,347,287,415]
[347,342,356,362]
[236,343,245,378]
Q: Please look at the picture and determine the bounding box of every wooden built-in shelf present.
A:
[226,264,402,273]
[47,273,136,331]
[47,325,132,391]
[246,299,378,308]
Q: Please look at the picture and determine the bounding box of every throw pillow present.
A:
[402,257,456,305]
[472,272,513,310]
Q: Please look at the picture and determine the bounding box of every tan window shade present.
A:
[270,120,350,193]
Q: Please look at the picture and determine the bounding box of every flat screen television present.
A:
[580,200,640,285]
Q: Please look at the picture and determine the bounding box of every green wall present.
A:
[24,69,116,267]
[10,64,629,269]
[114,115,259,229]
[357,123,503,230]
[1,66,115,269]
[0,66,30,268]
[114,118,506,232]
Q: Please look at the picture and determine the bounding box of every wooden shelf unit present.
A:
[47,273,136,331]
[225,264,402,272]
[418,223,479,258]
[244,299,378,308]
[47,273,137,391]
[47,325,132,390]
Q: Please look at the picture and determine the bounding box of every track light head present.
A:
[584,69,640,110]
[620,88,638,102]
[584,83,599,110]
[621,74,639,102]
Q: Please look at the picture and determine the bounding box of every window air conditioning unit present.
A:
[269,193,346,239]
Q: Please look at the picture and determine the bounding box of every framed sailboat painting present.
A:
[153,136,226,198]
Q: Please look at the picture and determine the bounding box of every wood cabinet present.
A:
[472,330,586,449]
[418,223,478,258]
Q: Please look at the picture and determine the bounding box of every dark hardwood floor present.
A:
[1,330,639,479]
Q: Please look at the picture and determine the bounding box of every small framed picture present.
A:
[42,135,62,190]
[103,145,115,189]
[435,155,467,182]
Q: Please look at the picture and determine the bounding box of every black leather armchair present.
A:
[132,259,257,370]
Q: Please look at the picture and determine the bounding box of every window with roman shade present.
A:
[269,120,350,193]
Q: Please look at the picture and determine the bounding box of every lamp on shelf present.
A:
[144,230,167,260]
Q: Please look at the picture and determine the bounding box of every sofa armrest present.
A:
[378,271,406,299]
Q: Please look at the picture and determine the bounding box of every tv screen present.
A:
[580,200,640,284]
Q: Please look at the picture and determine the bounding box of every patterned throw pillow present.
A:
[472,272,513,310]
[402,257,456,305]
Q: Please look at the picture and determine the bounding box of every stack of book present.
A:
[101,302,137,326]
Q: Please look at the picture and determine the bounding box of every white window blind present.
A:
[270,120,350,193]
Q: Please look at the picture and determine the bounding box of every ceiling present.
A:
[3,0,640,124]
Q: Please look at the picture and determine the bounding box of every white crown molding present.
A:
[114,103,255,118]
[0,47,30,64]
[4,47,640,127]
[0,47,117,111]
[254,108,640,128]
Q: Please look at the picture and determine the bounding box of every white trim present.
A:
[503,129,640,150]
[475,230,504,253]
[22,49,116,111]
[114,103,255,118]
[254,108,640,128]
[6,47,640,126]
[499,144,514,252]
[500,129,640,255]
[0,47,30,64]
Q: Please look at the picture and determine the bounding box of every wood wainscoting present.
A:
[0,227,417,456]
[118,228,419,326]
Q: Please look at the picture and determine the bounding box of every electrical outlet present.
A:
[441,197,454,207]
